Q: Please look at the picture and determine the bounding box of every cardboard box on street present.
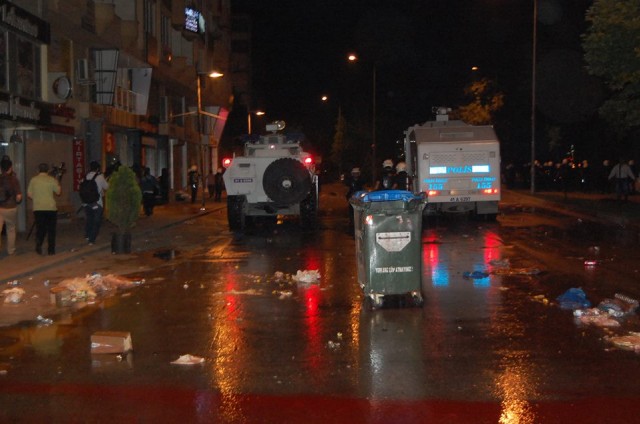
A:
[90,331,133,354]
[49,286,72,307]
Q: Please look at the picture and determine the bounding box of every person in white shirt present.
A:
[83,161,109,244]
[608,157,635,202]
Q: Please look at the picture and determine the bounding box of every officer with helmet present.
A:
[345,167,366,229]
[393,161,411,191]
[374,159,395,191]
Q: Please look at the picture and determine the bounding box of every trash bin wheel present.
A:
[366,294,384,310]
[263,158,311,204]
[300,183,318,228]
[411,292,424,307]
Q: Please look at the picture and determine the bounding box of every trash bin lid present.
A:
[355,190,420,203]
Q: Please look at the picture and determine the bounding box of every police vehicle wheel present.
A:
[300,184,318,227]
[263,158,311,204]
[227,195,246,231]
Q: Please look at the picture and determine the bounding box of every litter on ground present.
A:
[462,271,489,279]
[492,267,541,276]
[597,293,638,318]
[573,308,621,327]
[291,270,321,284]
[171,354,205,365]
[53,274,144,305]
[556,287,591,310]
[2,287,25,304]
[606,332,640,352]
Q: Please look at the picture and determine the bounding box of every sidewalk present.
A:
[506,188,640,229]
[0,198,226,284]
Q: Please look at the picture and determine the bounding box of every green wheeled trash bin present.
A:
[350,190,426,309]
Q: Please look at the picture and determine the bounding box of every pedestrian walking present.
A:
[608,157,635,202]
[27,163,61,255]
[0,158,22,256]
[188,165,199,203]
[140,167,159,216]
[214,168,225,201]
[82,161,109,245]
[206,169,216,199]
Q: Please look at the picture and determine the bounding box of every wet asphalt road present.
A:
[2,188,640,423]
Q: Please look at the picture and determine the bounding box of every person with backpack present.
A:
[81,161,109,245]
[0,158,22,256]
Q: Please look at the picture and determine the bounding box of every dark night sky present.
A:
[229,0,594,163]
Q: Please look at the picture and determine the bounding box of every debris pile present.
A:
[556,287,640,351]
[53,273,144,305]
[2,287,25,304]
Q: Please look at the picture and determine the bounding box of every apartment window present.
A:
[9,33,41,100]
[161,15,171,48]
[144,0,157,35]
[0,31,7,92]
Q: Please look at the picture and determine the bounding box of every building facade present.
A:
[0,0,234,231]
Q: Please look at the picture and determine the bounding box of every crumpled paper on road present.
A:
[3,287,25,304]
[171,354,205,365]
[291,270,320,285]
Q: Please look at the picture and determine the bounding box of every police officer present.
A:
[393,161,411,191]
[374,159,395,191]
[345,167,366,229]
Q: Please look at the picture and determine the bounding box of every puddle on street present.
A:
[153,249,180,260]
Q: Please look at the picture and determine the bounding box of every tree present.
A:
[454,78,504,125]
[582,0,640,131]
[329,108,346,175]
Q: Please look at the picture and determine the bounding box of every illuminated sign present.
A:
[185,8,200,33]
[184,7,206,34]
[429,165,490,175]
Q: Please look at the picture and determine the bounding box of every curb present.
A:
[3,206,222,284]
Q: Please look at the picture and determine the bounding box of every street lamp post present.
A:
[348,53,377,186]
[196,70,224,211]
[530,0,538,194]
[247,110,265,135]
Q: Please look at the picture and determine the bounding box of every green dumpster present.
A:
[350,190,426,309]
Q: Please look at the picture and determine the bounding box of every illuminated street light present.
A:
[247,110,265,134]
[321,95,328,102]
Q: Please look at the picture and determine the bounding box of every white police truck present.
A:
[403,107,501,219]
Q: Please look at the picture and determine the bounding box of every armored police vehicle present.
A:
[222,121,318,231]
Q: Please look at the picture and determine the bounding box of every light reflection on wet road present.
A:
[3,199,640,422]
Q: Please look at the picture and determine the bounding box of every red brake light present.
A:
[222,158,232,168]
[304,156,313,166]
[427,190,438,196]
